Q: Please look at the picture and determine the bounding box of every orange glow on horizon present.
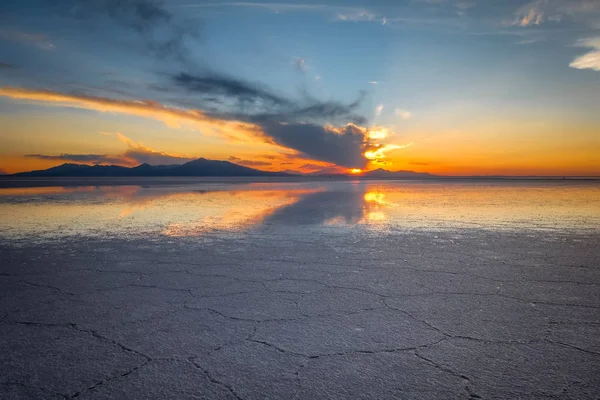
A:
[349,168,363,174]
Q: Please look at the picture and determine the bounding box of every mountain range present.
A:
[5,158,437,178]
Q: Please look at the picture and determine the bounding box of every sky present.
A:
[0,0,599,176]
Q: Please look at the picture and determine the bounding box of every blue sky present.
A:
[1,0,599,175]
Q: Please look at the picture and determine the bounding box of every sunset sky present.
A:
[1,0,599,176]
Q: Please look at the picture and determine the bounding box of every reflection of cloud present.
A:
[570,37,600,71]
[264,187,365,225]
[0,186,98,196]
[162,188,321,236]
[264,187,399,226]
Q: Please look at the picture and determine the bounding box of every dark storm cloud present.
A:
[171,72,366,125]
[173,73,289,106]
[259,122,367,168]
[168,70,369,167]
[250,93,367,125]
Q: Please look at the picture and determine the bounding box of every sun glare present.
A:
[350,168,363,174]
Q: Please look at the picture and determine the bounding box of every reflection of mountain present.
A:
[362,168,435,178]
[12,158,288,177]
[263,186,368,225]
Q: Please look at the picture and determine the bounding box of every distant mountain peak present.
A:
[10,157,289,177]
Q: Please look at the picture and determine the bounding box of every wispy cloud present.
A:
[375,104,384,116]
[511,0,600,27]
[0,29,55,50]
[395,108,412,120]
[0,86,262,141]
[25,153,122,164]
[570,37,600,71]
[70,0,199,62]
[179,2,329,13]
[512,1,545,27]
[228,156,272,167]
[364,143,413,161]
[335,9,387,25]
[294,57,307,72]
[368,81,378,85]
[26,132,195,167]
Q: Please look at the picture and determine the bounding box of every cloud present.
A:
[69,0,199,61]
[395,108,412,119]
[172,72,290,106]
[335,9,387,25]
[247,92,367,125]
[511,0,600,27]
[25,153,124,164]
[570,37,600,71]
[0,86,400,169]
[170,71,366,125]
[375,104,384,116]
[0,86,261,141]
[369,81,378,85]
[228,156,271,167]
[110,132,196,165]
[0,62,15,69]
[294,57,307,72]
[364,143,413,161]
[25,132,195,167]
[180,2,329,13]
[513,1,545,26]
[259,122,369,168]
[0,29,55,50]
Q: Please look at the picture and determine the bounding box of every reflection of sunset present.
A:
[162,188,322,237]
[364,191,386,205]
[2,182,600,238]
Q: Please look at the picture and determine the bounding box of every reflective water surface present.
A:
[1,180,599,240]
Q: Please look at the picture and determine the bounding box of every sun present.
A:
[349,168,363,174]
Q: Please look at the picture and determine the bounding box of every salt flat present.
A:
[1,180,599,399]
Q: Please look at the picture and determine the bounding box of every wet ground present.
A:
[1,180,599,399]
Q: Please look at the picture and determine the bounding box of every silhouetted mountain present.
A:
[12,158,289,177]
[362,168,435,178]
